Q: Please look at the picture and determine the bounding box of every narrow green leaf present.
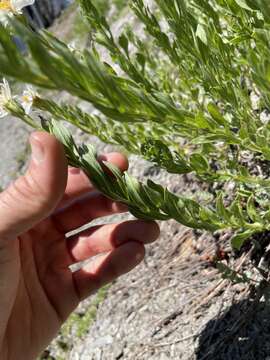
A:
[196,24,208,45]
[234,0,254,11]
[246,196,260,223]
[231,230,254,250]
[189,153,209,172]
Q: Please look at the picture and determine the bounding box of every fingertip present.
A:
[115,220,160,246]
[29,130,68,205]
[122,241,145,265]
[111,201,129,213]
[135,242,146,262]
[31,131,57,144]
[151,221,161,240]
[68,166,81,175]
[30,131,47,141]
[135,220,160,244]
[98,152,129,172]
[30,131,67,162]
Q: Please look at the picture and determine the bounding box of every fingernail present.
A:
[135,250,144,262]
[30,135,45,165]
[69,167,81,175]
[117,202,129,212]
[112,201,128,212]
[116,221,160,245]
[98,154,108,162]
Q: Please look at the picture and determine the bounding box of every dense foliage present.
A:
[1,0,270,251]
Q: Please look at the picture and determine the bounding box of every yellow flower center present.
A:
[0,0,13,11]
[22,95,31,103]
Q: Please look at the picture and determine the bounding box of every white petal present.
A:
[0,108,8,118]
[0,12,10,26]
[21,101,32,115]
[0,78,12,102]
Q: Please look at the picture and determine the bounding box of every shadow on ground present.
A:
[196,297,270,360]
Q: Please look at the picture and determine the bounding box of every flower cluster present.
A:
[0,78,38,118]
[0,0,35,25]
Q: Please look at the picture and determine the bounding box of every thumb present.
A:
[0,132,68,241]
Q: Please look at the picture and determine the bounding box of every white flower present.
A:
[0,0,35,13]
[0,78,12,118]
[0,0,35,24]
[20,85,38,115]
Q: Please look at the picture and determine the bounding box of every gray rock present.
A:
[25,0,71,28]
[0,116,31,189]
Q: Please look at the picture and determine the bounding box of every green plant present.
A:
[1,0,270,253]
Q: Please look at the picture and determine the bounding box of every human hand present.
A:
[0,132,160,360]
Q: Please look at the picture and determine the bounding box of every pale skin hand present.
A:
[0,132,160,360]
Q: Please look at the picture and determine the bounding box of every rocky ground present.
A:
[1,3,270,360]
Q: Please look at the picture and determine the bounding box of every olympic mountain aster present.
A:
[0,0,35,24]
